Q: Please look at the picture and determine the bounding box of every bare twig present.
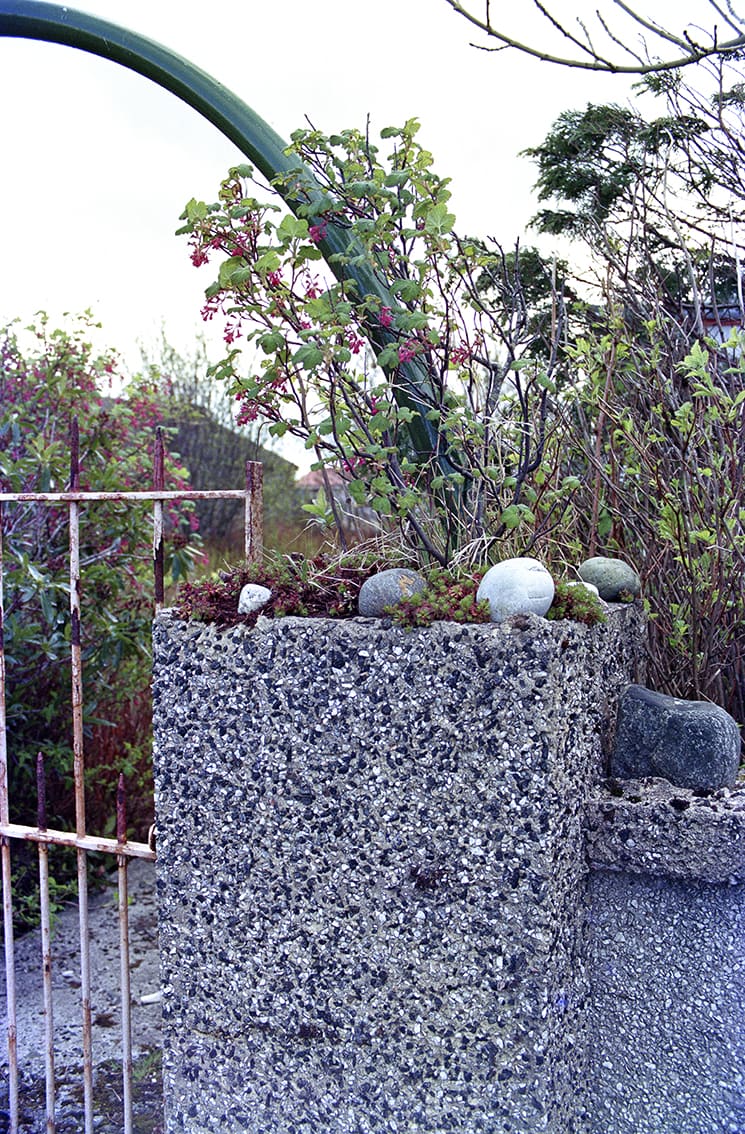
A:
[443,0,745,73]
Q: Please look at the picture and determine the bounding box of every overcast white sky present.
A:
[0,0,715,381]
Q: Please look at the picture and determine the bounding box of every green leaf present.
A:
[390,279,421,303]
[348,479,368,505]
[255,250,281,274]
[277,214,309,242]
[218,257,248,287]
[500,505,523,529]
[259,330,285,354]
[296,244,324,263]
[183,197,208,221]
[293,345,324,370]
[423,201,456,236]
[376,345,400,369]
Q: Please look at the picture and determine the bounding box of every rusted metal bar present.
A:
[0,823,155,860]
[153,428,165,612]
[0,489,253,503]
[245,460,264,563]
[68,419,94,1134]
[37,754,56,1134]
[0,498,19,1134]
[116,776,134,1134]
[69,419,85,842]
[77,846,93,1134]
[0,839,17,1134]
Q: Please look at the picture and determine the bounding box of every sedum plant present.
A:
[178,120,579,565]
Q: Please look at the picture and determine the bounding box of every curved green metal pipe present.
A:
[0,1,456,481]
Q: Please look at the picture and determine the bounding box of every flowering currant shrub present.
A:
[0,314,199,831]
[179,120,578,564]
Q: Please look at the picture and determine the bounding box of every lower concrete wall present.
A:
[152,605,645,1134]
[587,869,745,1134]
[585,777,745,1134]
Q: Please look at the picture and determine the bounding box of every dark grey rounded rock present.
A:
[612,684,741,790]
[358,568,426,617]
[578,556,640,602]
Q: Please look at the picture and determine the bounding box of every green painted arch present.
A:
[0,0,452,467]
[0,2,310,198]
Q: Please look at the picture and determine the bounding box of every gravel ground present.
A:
[1,858,163,1133]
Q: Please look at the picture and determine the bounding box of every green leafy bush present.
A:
[559,325,745,721]
[178,120,578,565]
[0,314,199,840]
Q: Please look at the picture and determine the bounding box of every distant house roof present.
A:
[296,468,346,490]
[682,302,743,330]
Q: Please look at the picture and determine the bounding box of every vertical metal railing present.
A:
[69,418,95,1134]
[116,775,134,1134]
[0,495,18,1134]
[0,427,263,1133]
[37,753,55,1134]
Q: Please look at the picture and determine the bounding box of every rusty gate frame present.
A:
[0,422,263,1134]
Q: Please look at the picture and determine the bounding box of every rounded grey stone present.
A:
[476,557,554,623]
[358,568,426,617]
[612,684,741,790]
[238,583,272,615]
[578,556,641,602]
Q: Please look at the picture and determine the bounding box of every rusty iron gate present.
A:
[0,421,262,1134]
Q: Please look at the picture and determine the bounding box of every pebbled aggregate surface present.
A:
[153,606,644,1133]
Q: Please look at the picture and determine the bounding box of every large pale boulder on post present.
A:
[476,557,554,623]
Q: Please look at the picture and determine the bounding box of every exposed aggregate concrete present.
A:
[587,776,745,883]
[587,869,745,1134]
[153,605,645,1134]
[585,778,745,1134]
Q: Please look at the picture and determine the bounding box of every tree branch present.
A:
[443,0,745,73]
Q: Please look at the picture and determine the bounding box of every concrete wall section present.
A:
[586,869,745,1134]
[586,777,745,884]
[152,606,645,1134]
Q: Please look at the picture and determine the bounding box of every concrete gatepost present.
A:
[152,606,645,1133]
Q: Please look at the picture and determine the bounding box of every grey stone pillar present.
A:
[152,606,645,1133]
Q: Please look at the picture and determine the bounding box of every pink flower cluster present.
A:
[224,318,242,346]
[309,221,328,244]
[450,344,472,366]
[398,341,418,364]
[236,399,260,425]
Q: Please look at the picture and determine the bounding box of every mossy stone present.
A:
[358,568,427,617]
[578,557,640,602]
